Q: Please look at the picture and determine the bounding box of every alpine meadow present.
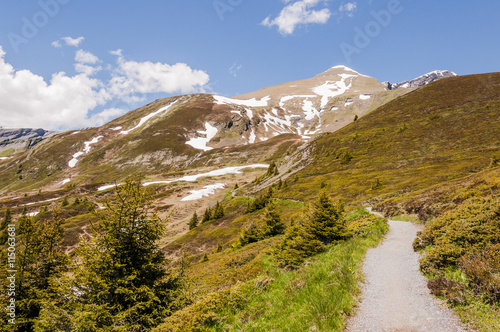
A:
[1,1,500,331]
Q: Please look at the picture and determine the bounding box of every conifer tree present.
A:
[0,208,11,245]
[266,161,277,177]
[212,201,224,220]
[2,211,69,331]
[305,191,348,243]
[189,212,199,230]
[202,207,212,223]
[35,180,185,331]
[276,223,323,267]
[261,202,285,237]
[1,208,11,229]
[61,196,69,207]
[238,222,262,246]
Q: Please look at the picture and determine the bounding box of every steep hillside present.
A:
[275,72,500,204]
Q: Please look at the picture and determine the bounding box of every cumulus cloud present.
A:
[74,50,101,76]
[108,50,210,102]
[0,46,111,130]
[339,2,357,18]
[0,46,210,130]
[261,0,331,35]
[75,50,100,64]
[52,36,85,48]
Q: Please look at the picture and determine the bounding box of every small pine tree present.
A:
[201,207,212,223]
[189,212,199,230]
[212,201,224,220]
[354,114,358,121]
[276,223,324,267]
[216,243,223,253]
[200,253,209,263]
[261,203,285,237]
[234,183,239,190]
[1,208,12,229]
[266,161,277,177]
[61,196,69,207]
[238,223,262,246]
[73,197,81,206]
[304,191,348,244]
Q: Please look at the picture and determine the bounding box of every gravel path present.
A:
[345,219,467,332]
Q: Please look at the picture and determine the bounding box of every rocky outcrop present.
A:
[0,128,57,156]
[384,70,458,90]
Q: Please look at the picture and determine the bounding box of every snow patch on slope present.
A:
[313,74,355,108]
[120,100,178,135]
[214,95,270,107]
[92,165,268,191]
[302,99,320,120]
[279,95,316,108]
[359,94,371,100]
[185,122,218,151]
[181,183,226,201]
[68,136,103,168]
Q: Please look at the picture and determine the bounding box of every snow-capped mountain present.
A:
[0,66,408,192]
[384,70,458,90]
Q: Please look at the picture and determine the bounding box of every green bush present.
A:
[415,197,500,273]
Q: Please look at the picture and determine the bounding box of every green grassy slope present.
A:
[279,73,500,205]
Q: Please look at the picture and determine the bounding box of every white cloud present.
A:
[52,36,84,48]
[0,46,210,130]
[339,2,357,18]
[261,0,331,35]
[75,50,100,64]
[229,63,243,77]
[108,51,210,101]
[74,50,101,76]
[62,36,84,47]
[0,46,112,130]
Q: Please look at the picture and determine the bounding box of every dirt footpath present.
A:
[345,220,467,332]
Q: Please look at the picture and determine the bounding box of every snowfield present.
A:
[313,74,355,108]
[98,164,269,191]
[213,95,270,108]
[359,94,371,100]
[120,100,178,135]
[181,183,226,201]
[185,122,218,151]
[68,136,103,168]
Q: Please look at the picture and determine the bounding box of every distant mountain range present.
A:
[383,70,458,90]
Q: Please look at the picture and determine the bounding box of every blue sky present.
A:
[0,0,499,130]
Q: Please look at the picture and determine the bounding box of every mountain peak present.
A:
[385,70,458,90]
[321,65,366,77]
